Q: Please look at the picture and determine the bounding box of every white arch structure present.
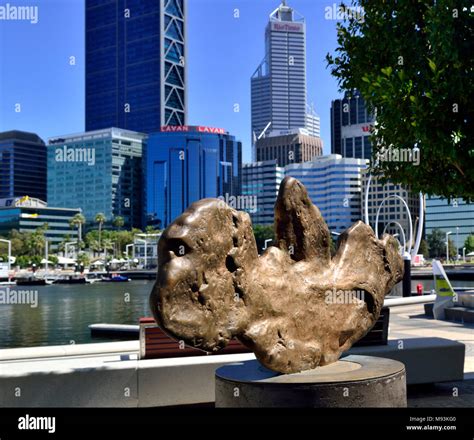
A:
[364,173,425,258]
[382,221,406,251]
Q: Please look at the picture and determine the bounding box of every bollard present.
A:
[402,253,412,297]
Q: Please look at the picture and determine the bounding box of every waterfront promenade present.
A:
[0,303,472,407]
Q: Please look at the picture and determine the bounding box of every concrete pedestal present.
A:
[215,355,406,408]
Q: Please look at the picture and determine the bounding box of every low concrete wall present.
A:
[0,341,139,361]
[0,337,465,407]
[347,337,465,385]
[0,345,254,407]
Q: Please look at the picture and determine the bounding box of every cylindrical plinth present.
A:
[215,355,406,408]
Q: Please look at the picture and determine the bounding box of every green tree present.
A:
[113,216,125,230]
[327,1,473,200]
[76,252,90,268]
[426,228,457,259]
[58,234,71,253]
[24,226,47,257]
[145,225,161,235]
[253,225,275,253]
[427,228,446,258]
[464,234,474,254]
[419,239,430,259]
[102,238,114,259]
[69,213,86,243]
[94,213,106,252]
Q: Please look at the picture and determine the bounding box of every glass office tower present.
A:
[48,128,146,229]
[285,155,367,233]
[426,197,474,251]
[242,160,285,226]
[144,126,242,228]
[330,90,374,159]
[251,2,320,158]
[85,0,186,133]
[0,131,47,201]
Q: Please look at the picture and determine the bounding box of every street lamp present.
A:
[456,227,459,263]
[0,238,12,281]
[263,238,273,251]
[125,244,134,269]
[446,231,452,263]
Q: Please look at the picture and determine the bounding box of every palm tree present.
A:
[94,213,106,253]
[69,213,86,243]
[102,238,114,261]
[113,216,125,230]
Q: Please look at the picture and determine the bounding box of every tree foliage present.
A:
[464,233,474,253]
[327,1,473,200]
[426,228,456,258]
[253,224,275,253]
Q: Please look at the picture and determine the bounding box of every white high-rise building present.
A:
[251,2,319,158]
[285,155,368,233]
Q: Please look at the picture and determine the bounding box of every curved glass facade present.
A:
[144,128,242,228]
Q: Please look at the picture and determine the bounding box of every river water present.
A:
[0,281,152,348]
[0,279,473,349]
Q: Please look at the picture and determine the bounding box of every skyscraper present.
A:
[85,0,186,133]
[0,131,47,201]
[48,128,146,229]
[242,160,285,226]
[331,91,421,238]
[144,126,242,228]
[251,2,319,149]
[330,90,374,158]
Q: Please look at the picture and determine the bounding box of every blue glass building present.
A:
[48,128,146,230]
[86,0,186,133]
[285,154,367,233]
[144,126,242,228]
[426,196,474,253]
[0,131,47,201]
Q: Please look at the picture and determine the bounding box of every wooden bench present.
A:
[139,306,390,359]
[139,318,249,359]
[353,306,390,347]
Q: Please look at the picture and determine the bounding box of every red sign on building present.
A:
[161,125,227,135]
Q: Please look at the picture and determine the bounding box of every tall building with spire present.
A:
[251,1,320,159]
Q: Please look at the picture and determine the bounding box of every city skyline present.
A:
[0,0,342,162]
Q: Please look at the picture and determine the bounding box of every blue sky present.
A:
[0,0,343,162]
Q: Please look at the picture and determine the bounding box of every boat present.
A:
[85,277,100,284]
[16,276,53,286]
[101,274,131,282]
[53,275,87,285]
[0,281,16,286]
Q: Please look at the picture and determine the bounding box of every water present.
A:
[1,279,473,349]
[0,281,153,348]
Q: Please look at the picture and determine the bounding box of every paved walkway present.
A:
[389,303,474,407]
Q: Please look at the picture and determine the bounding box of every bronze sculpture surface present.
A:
[150,177,404,373]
